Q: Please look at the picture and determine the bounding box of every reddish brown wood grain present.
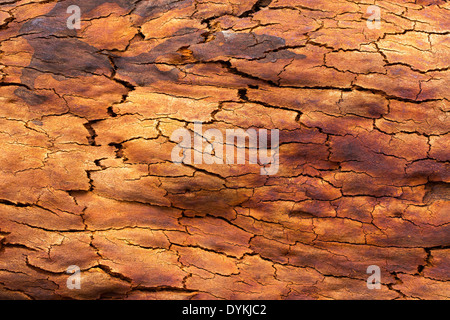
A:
[0,0,448,299]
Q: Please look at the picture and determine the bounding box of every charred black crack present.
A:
[238,88,248,100]
[108,142,127,161]
[107,106,118,117]
[83,120,100,146]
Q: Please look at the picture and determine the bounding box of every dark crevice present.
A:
[83,120,100,146]
[239,0,273,17]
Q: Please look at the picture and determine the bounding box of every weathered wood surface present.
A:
[0,0,448,299]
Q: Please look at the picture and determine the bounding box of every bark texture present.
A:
[0,0,448,299]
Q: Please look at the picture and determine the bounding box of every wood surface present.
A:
[0,0,448,299]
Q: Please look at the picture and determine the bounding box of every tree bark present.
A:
[0,0,448,299]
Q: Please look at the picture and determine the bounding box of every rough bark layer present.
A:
[0,0,449,300]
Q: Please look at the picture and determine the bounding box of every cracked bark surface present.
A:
[0,0,449,300]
